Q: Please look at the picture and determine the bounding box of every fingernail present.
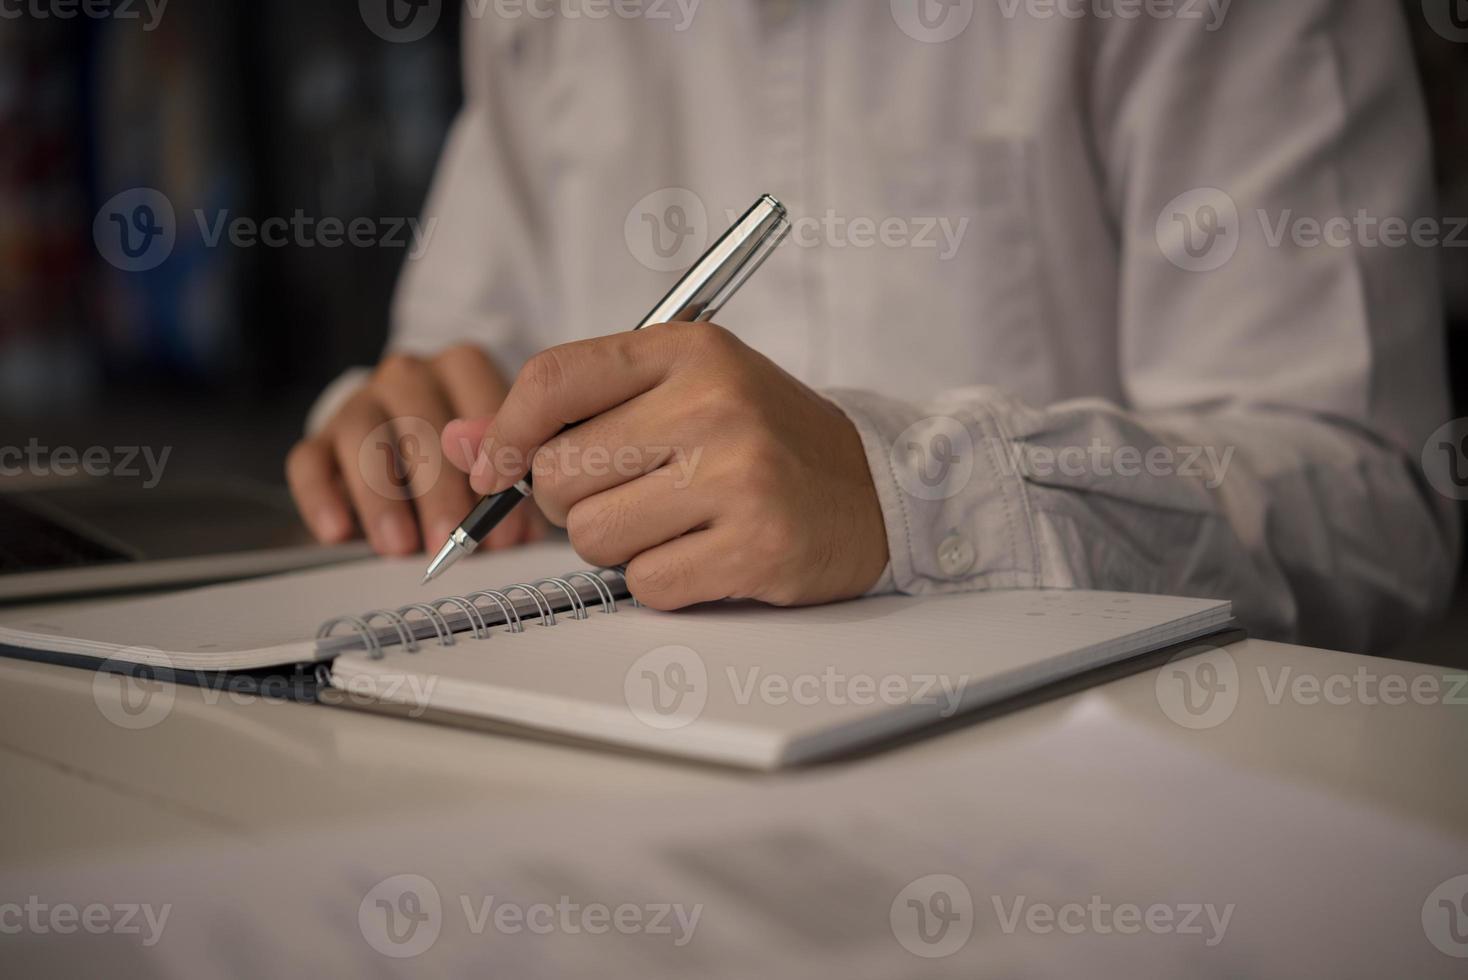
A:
[376,512,417,555]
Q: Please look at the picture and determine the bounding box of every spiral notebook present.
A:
[0,543,1233,768]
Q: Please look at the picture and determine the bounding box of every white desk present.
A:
[2,637,1466,976]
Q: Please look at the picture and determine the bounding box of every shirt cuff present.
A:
[823,387,1045,596]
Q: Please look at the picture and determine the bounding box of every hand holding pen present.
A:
[425,195,790,583]
[433,196,890,609]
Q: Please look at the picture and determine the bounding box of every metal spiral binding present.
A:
[535,577,587,619]
[399,603,454,647]
[363,609,417,652]
[316,566,631,659]
[466,590,522,634]
[315,615,382,657]
[434,597,488,639]
[566,571,616,612]
[505,584,556,626]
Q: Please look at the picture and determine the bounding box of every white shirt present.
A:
[355,0,1458,652]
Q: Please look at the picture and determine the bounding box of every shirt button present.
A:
[937,532,976,579]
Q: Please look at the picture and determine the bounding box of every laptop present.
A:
[0,479,370,603]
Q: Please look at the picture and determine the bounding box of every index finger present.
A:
[473,324,684,494]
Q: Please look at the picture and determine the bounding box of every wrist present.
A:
[826,398,891,600]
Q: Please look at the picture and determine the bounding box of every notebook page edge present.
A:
[776,606,1236,766]
[328,655,788,769]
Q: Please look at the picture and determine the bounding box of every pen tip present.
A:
[422,534,467,587]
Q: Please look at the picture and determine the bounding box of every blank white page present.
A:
[334,589,1233,768]
[0,543,590,669]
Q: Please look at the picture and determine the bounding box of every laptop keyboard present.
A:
[0,497,132,573]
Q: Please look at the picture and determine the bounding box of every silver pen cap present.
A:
[635,194,790,330]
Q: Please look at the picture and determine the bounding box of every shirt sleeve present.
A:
[385,9,541,368]
[827,0,1459,653]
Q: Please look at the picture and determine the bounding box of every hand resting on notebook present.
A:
[441,321,889,610]
[286,344,546,557]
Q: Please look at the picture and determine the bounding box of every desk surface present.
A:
[3,638,1466,976]
[2,637,1466,858]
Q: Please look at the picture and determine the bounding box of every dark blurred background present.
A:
[2,2,1467,657]
[2,2,461,479]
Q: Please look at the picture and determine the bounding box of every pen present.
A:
[422,193,792,586]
